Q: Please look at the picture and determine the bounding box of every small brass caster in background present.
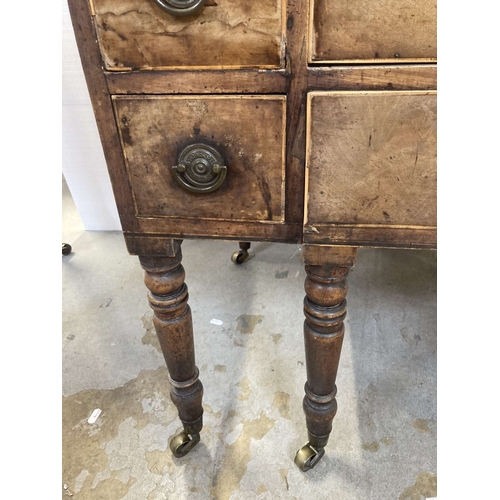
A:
[231,250,249,265]
[231,242,251,265]
[294,442,325,472]
[62,243,72,256]
[169,431,200,458]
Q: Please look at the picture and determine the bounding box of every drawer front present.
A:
[113,95,286,223]
[310,0,436,63]
[305,91,436,245]
[92,0,284,70]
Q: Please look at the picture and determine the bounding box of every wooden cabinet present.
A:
[68,0,436,473]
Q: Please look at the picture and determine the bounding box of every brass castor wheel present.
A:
[231,250,249,265]
[294,442,325,472]
[62,243,72,256]
[169,431,200,458]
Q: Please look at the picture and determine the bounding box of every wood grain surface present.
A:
[307,66,437,92]
[305,91,437,238]
[139,249,205,438]
[113,95,286,223]
[284,0,310,225]
[106,68,288,94]
[301,253,354,451]
[302,225,436,249]
[123,222,302,254]
[69,0,437,249]
[92,0,284,69]
[310,0,437,63]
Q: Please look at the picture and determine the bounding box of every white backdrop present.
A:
[62,0,121,230]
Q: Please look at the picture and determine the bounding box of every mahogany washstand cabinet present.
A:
[68,0,436,472]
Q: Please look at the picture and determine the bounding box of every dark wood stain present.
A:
[92,0,283,69]
[140,249,204,438]
[311,0,436,62]
[112,96,285,223]
[301,246,357,450]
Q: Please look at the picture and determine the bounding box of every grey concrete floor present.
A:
[62,179,437,500]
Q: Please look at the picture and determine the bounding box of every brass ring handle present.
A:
[154,0,204,16]
[172,143,227,194]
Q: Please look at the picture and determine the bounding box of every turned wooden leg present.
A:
[139,243,203,458]
[295,246,357,471]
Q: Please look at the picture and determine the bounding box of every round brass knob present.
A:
[154,0,204,16]
[172,144,227,194]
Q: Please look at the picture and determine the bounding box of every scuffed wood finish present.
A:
[303,225,437,249]
[124,223,302,255]
[139,245,204,438]
[92,0,284,70]
[106,68,287,94]
[113,95,286,223]
[310,0,437,63]
[305,91,437,247]
[307,66,437,92]
[302,245,357,266]
[284,0,311,224]
[105,65,436,96]
[300,246,357,451]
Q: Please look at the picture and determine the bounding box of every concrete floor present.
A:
[62,179,437,500]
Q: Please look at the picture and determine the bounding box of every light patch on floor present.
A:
[256,483,267,495]
[62,368,177,499]
[400,326,422,347]
[271,333,283,344]
[275,270,289,279]
[362,441,380,452]
[279,469,290,491]
[145,449,174,476]
[210,412,276,500]
[236,314,264,334]
[272,392,291,420]
[74,470,90,493]
[413,418,431,433]
[399,472,437,500]
[237,377,252,401]
[225,423,244,445]
[141,313,161,353]
[379,436,394,446]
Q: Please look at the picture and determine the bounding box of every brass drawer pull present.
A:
[154,0,204,16]
[172,143,227,194]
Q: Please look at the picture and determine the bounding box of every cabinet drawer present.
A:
[305,91,436,247]
[91,0,284,70]
[310,0,436,63]
[113,95,286,223]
